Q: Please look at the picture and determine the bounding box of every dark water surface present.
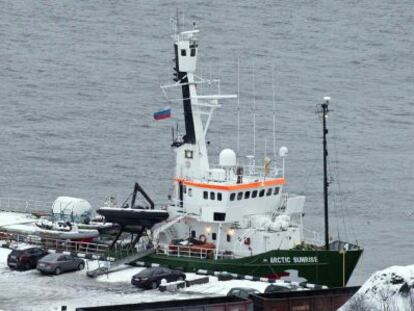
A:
[0,0,413,302]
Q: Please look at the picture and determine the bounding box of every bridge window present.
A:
[230,193,236,201]
[191,230,196,238]
[214,212,226,221]
[259,189,265,197]
[252,190,258,198]
[244,191,250,199]
[212,233,217,240]
[266,188,272,196]
[226,234,231,242]
[181,49,186,56]
[217,193,222,201]
[274,187,280,195]
[237,192,243,200]
[203,191,208,199]
[191,48,196,57]
[210,192,215,200]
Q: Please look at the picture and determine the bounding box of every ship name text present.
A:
[269,256,319,264]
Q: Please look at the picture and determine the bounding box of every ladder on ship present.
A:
[152,214,186,242]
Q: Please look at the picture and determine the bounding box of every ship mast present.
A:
[321,96,330,250]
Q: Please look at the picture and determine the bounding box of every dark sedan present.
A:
[37,253,85,275]
[131,267,186,289]
[7,247,48,270]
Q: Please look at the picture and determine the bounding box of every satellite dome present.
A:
[219,149,237,167]
[279,146,288,157]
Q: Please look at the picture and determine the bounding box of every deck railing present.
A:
[0,232,109,256]
[156,243,235,260]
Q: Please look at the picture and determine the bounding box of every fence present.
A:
[0,232,109,256]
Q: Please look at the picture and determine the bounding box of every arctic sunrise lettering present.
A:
[269,256,319,264]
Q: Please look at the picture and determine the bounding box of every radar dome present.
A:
[219,149,237,167]
[279,146,289,157]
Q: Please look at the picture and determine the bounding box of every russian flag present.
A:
[153,107,171,120]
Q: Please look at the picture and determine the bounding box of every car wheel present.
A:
[55,267,61,275]
[151,281,158,289]
[78,263,84,270]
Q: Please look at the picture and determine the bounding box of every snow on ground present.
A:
[0,212,288,311]
[0,247,11,266]
[96,266,272,294]
[340,264,414,311]
[0,211,35,227]
[0,246,276,311]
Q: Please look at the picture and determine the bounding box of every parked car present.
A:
[36,253,84,275]
[7,247,48,270]
[264,284,296,293]
[131,267,186,289]
[227,287,260,299]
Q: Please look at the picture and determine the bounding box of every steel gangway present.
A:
[86,248,155,278]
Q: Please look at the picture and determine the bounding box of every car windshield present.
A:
[10,250,24,256]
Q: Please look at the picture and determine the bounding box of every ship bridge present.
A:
[174,150,286,225]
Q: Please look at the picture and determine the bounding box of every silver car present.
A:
[36,253,85,275]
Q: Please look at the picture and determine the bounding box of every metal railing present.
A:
[207,164,283,181]
[302,227,323,246]
[156,243,235,260]
[0,232,109,256]
[0,197,53,214]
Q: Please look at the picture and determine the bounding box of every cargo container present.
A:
[76,296,252,311]
[250,286,360,311]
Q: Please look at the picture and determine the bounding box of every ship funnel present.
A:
[219,149,237,167]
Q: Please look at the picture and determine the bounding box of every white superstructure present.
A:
[155,24,306,259]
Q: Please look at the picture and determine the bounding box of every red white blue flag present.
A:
[153,107,171,120]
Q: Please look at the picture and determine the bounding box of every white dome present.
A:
[52,196,93,223]
[219,148,237,167]
[279,146,289,157]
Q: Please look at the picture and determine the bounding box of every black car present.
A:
[7,247,48,270]
[131,267,186,289]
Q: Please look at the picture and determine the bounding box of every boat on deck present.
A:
[0,196,100,242]
[97,183,169,248]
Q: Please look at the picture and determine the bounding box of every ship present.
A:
[119,22,362,288]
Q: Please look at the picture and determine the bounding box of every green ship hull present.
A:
[141,247,362,288]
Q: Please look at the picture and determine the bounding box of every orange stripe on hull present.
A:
[176,178,286,191]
